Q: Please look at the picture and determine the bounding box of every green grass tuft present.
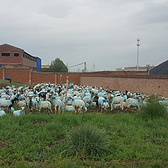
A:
[65,125,110,159]
[139,96,167,119]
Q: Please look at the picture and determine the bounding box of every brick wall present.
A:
[23,57,36,68]
[4,68,29,83]
[0,68,82,85]
[82,71,148,76]
[80,76,168,97]
[31,72,56,85]
[31,72,81,85]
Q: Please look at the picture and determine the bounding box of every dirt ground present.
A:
[86,106,138,114]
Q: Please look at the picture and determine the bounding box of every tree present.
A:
[50,58,68,72]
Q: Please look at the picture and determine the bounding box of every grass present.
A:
[139,95,167,119]
[0,79,33,88]
[65,125,110,158]
[0,110,168,168]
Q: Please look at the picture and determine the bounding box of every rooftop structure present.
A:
[116,65,155,72]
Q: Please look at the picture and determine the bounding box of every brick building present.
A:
[0,43,41,71]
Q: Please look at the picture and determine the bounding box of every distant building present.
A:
[41,65,50,68]
[0,43,41,71]
[150,60,168,75]
[116,65,155,72]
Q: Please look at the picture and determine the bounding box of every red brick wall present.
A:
[31,72,81,85]
[31,72,56,85]
[56,73,81,85]
[82,71,148,76]
[23,57,36,68]
[80,76,168,97]
[4,68,29,83]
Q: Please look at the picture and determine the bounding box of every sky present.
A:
[0,0,168,71]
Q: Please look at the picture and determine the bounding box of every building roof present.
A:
[0,43,41,60]
[0,43,24,51]
[149,60,168,75]
[42,65,50,68]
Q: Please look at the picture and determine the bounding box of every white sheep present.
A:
[37,100,52,113]
[54,99,63,114]
[126,98,142,109]
[98,97,109,113]
[83,95,94,106]
[27,97,37,111]
[13,107,25,116]
[109,96,124,111]
[0,99,12,108]
[65,105,75,111]
[0,107,6,116]
[71,98,85,114]
[17,100,27,107]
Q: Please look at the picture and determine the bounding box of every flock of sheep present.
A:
[0,82,168,116]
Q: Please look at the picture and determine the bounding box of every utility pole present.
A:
[136,38,141,71]
[93,63,95,72]
[84,62,87,72]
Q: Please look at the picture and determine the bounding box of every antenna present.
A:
[93,63,95,72]
[136,38,141,71]
[84,62,87,72]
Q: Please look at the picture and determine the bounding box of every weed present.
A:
[65,125,110,159]
[139,96,167,119]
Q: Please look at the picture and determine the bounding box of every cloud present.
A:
[131,1,168,25]
[0,0,168,71]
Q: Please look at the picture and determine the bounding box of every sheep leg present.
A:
[101,106,103,113]
[111,104,113,111]
[121,102,124,110]
[55,105,57,114]
[79,106,83,114]
[58,106,61,114]
[75,107,77,114]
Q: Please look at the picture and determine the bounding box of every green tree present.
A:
[50,58,68,72]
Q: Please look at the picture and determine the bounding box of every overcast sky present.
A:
[0,0,168,71]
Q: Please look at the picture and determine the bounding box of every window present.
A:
[2,53,10,56]
[14,53,19,57]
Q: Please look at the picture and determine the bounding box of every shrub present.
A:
[139,96,167,119]
[65,125,110,158]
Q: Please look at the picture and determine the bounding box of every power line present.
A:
[68,62,85,68]
[68,62,87,72]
